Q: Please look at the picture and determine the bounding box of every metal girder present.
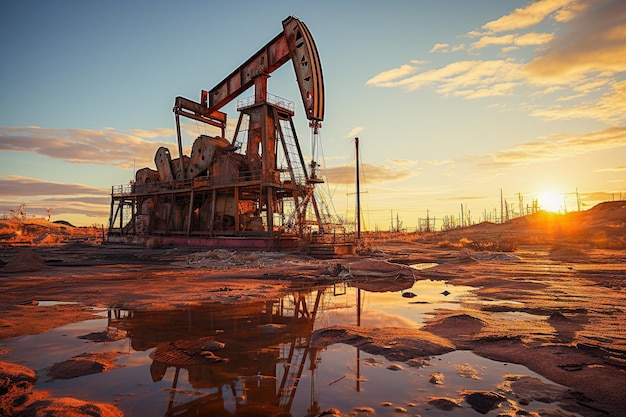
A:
[206,16,324,122]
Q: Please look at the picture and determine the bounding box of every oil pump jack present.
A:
[108,16,353,253]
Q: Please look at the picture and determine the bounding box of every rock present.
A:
[406,358,431,368]
[78,330,126,342]
[463,390,506,414]
[316,408,343,416]
[0,361,123,417]
[402,291,417,298]
[0,361,37,415]
[351,406,376,416]
[203,340,225,351]
[21,397,123,417]
[429,372,444,385]
[47,352,121,380]
[510,376,570,405]
[387,363,404,371]
[441,290,451,296]
[394,406,408,413]
[455,363,480,379]
[427,397,461,410]
[548,311,570,322]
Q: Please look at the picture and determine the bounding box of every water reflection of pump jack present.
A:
[108,290,325,417]
[107,279,413,416]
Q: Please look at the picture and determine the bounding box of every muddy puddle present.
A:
[2,280,578,417]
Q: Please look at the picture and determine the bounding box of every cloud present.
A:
[531,79,626,123]
[481,0,577,33]
[345,126,365,138]
[127,128,176,138]
[0,126,176,169]
[524,1,626,83]
[323,161,418,185]
[367,59,524,99]
[0,175,107,197]
[366,62,423,87]
[582,191,617,202]
[469,34,515,50]
[0,176,109,220]
[0,198,108,220]
[596,165,626,172]
[365,0,626,124]
[482,126,626,168]
[468,32,555,51]
[430,43,449,53]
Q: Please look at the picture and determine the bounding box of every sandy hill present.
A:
[0,218,102,247]
[418,201,626,249]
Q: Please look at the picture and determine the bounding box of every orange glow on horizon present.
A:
[537,191,564,213]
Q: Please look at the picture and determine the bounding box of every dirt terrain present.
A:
[1,201,625,417]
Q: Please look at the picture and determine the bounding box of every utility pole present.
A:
[461,203,464,227]
[500,189,504,224]
[355,137,361,240]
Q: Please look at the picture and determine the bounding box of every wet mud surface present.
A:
[1,237,625,416]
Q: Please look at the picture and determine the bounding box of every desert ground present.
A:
[0,201,625,417]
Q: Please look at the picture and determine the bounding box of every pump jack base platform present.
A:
[106,235,354,257]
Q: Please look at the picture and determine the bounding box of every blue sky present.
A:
[1,0,625,229]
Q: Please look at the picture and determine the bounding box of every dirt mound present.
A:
[20,397,123,417]
[1,360,122,417]
[2,248,47,272]
[548,245,589,262]
[0,219,101,246]
[53,220,76,227]
[419,201,626,247]
[48,352,124,380]
[0,361,37,415]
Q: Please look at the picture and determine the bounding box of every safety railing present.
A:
[111,169,305,197]
[236,92,294,113]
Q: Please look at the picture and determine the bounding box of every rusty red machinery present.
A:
[108,16,353,253]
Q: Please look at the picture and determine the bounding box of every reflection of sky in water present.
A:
[0,282,570,417]
[291,346,566,417]
[316,279,476,329]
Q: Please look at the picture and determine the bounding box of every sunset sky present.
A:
[1,0,625,230]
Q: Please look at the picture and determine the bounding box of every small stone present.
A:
[318,408,342,416]
[352,406,375,413]
[429,372,444,385]
[381,401,393,407]
[394,406,407,413]
[548,311,569,322]
[402,292,417,298]
[407,358,431,368]
[387,363,404,371]
[203,340,225,351]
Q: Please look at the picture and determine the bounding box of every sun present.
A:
[537,191,563,213]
